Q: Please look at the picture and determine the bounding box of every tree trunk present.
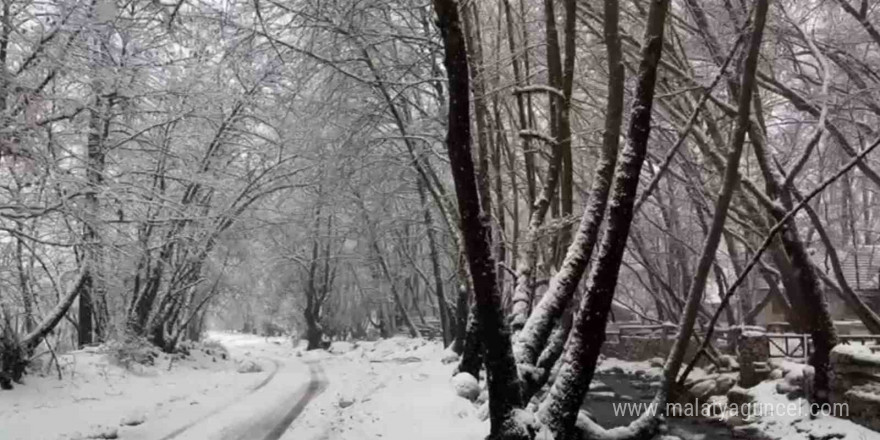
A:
[660,0,767,407]
[508,0,568,331]
[540,0,669,436]
[795,192,880,333]
[431,0,526,436]
[515,0,624,369]
[418,180,451,346]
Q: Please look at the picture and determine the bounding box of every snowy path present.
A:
[0,334,327,440]
[157,359,327,440]
[148,334,327,440]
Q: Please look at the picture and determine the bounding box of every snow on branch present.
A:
[513,85,565,99]
[518,130,558,146]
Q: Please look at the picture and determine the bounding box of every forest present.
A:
[2,0,880,439]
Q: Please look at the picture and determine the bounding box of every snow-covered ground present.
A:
[738,373,880,440]
[0,333,304,440]
[1,334,485,440]
[6,334,880,440]
[281,337,487,440]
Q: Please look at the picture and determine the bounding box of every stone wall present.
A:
[601,336,706,362]
[829,344,880,431]
[738,331,771,387]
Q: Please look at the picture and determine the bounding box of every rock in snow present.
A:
[120,412,147,426]
[688,378,717,399]
[727,385,753,405]
[338,396,356,408]
[452,372,481,401]
[236,360,263,374]
[441,349,461,365]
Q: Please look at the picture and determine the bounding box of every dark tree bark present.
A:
[456,303,483,378]
[539,0,670,436]
[431,0,527,437]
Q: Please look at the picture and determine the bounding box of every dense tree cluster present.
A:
[2,0,880,437]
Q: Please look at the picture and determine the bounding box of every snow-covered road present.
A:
[156,360,326,440]
[150,334,327,440]
[1,333,326,440]
[3,334,486,440]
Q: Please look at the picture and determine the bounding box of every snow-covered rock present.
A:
[120,411,146,426]
[719,354,740,371]
[452,372,481,401]
[441,348,460,365]
[128,363,159,377]
[338,396,356,408]
[688,378,716,399]
[727,385,754,405]
[74,425,119,439]
[715,373,738,395]
[236,360,263,374]
[328,341,355,354]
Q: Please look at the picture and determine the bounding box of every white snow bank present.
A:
[734,377,880,440]
[0,335,270,440]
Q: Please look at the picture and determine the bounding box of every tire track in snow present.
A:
[257,361,328,440]
[217,360,327,440]
[159,357,281,440]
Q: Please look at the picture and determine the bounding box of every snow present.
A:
[0,332,314,440]
[831,342,880,366]
[596,357,661,379]
[7,335,879,440]
[0,333,276,440]
[732,376,880,440]
[452,372,481,401]
[281,337,488,440]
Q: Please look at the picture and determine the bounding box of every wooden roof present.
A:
[757,246,880,292]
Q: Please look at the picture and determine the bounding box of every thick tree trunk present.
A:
[456,304,484,378]
[539,0,669,436]
[81,20,113,345]
[431,0,526,436]
[452,259,471,354]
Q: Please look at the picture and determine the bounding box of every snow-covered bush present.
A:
[105,337,161,370]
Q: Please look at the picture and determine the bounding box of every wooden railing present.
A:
[605,323,743,349]
[604,323,880,359]
[765,333,880,360]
